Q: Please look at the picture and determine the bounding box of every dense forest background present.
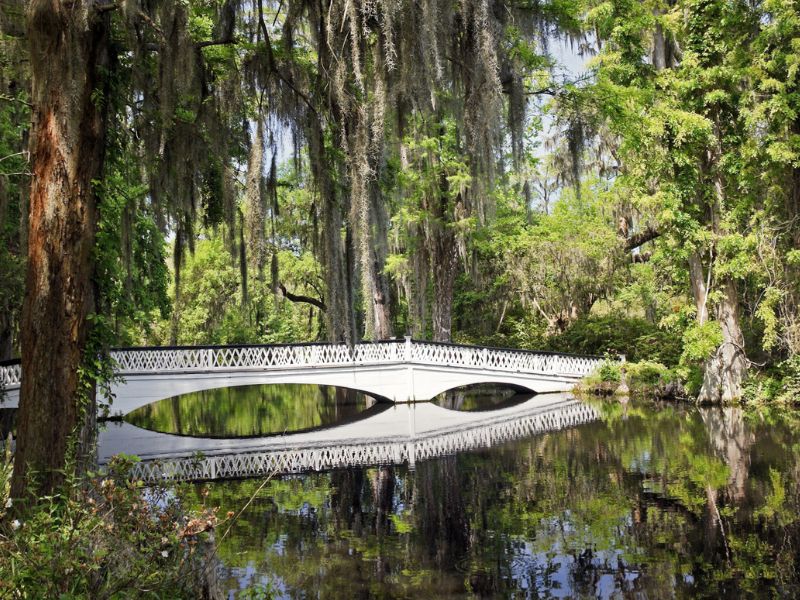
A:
[1,0,799,421]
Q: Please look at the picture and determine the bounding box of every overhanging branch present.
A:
[278,283,326,312]
[625,226,660,251]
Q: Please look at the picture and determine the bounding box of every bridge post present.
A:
[403,336,416,402]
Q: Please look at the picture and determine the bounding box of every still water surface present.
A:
[126,384,377,437]
[126,386,800,598]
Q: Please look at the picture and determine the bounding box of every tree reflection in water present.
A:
[194,398,800,598]
[126,384,376,437]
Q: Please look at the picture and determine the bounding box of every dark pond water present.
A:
[158,393,800,599]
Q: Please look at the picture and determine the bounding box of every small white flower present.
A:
[10,519,20,531]
[4,498,11,509]
[161,550,169,558]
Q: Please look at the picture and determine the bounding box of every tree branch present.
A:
[278,283,326,311]
[196,37,238,49]
[625,226,660,251]
[523,73,594,96]
[257,0,319,118]
[94,2,119,14]
[0,94,31,108]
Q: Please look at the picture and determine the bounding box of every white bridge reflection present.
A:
[99,393,599,483]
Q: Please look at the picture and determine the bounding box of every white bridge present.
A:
[97,394,599,482]
[0,338,603,416]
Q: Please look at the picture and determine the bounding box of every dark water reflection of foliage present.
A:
[194,398,800,598]
[126,384,374,437]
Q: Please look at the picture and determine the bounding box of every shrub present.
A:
[776,355,800,404]
[581,359,683,398]
[597,360,622,383]
[548,315,683,365]
[626,361,675,388]
[581,359,622,390]
[0,454,226,599]
[744,355,800,405]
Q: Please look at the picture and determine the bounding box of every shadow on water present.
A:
[125,383,381,438]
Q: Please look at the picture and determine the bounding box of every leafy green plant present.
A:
[626,361,675,388]
[0,455,226,599]
[549,315,683,365]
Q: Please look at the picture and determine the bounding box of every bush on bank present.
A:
[580,355,800,406]
[546,316,683,366]
[0,453,224,599]
[743,355,800,406]
[578,359,685,400]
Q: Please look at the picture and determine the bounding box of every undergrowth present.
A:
[0,453,227,599]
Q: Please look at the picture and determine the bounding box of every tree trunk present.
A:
[430,222,458,342]
[0,312,13,362]
[696,158,747,404]
[688,251,709,324]
[367,182,393,340]
[697,278,748,403]
[11,2,110,500]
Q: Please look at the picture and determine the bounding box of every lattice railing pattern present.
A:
[0,362,20,388]
[2,339,605,391]
[110,342,407,374]
[125,401,598,482]
[407,342,600,377]
[112,340,601,377]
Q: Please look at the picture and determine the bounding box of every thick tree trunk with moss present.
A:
[11,2,109,500]
[698,278,748,404]
[697,164,748,404]
[430,190,459,342]
[365,182,392,340]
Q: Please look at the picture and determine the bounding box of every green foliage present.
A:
[0,52,29,358]
[626,360,676,388]
[582,358,680,395]
[504,185,625,332]
[597,359,622,384]
[238,583,278,600]
[548,315,682,365]
[680,321,723,364]
[744,355,800,406]
[755,287,783,353]
[166,235,321,345]
[0,455,223,598]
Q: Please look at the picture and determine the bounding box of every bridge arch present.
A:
[413,378,538,401]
